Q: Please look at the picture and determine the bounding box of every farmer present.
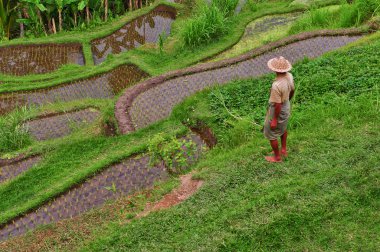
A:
[264,56,295,163]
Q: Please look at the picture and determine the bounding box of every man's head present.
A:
[267,56,292,73]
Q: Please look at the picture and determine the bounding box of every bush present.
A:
[289,7,336,34]
[182,5,228,48]
[213,0,240,17]
[181,0,239,48]
[148,133,197,173]
[0,107,32,153]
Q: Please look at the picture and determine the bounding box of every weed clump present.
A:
[181,0,239,48]
[289,0,380,34]
[0,107,32,153]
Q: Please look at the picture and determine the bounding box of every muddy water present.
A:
[0,156,41,184]
[25,108,101,141]
[0,44,85,76]
[91,5,176,65]
[0,65,148,114]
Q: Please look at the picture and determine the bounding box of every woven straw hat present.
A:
[267,56,292,73]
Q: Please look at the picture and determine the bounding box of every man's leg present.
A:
[265,139,282,162]
[281,130,288,157]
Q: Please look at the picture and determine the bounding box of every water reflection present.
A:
[0,44,85,76]
[91,5,176,65]
[0,65,148,114]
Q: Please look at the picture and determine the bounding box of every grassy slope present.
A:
[83,97,380,251]
[74,35,380,251]
[0,0,374,239]
[0,120,187,225]
[0,15,377,228]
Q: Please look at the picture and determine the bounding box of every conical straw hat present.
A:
[267,56,292,73]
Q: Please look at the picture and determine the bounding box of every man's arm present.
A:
[270,103,282,129]
[289,89,295,101]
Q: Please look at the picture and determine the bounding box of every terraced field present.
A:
[0,0,377,247]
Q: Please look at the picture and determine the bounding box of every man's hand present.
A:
[270,118,278,129]
[271,103,282,129]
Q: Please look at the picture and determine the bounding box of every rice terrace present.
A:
[0,0,379,250]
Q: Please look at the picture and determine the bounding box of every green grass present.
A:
[73,34,380,251]
[0,6,378,252]
[80,95,380,251]
[289,0,380,34]
[0,119,188,226]
[0,107,33,154]
[181,0,238,48]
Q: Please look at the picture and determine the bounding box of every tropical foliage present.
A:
[0,0,150,40]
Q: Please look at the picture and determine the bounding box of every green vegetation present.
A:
[181,0,238,47]
[0,119,188,225]
[148,133,197,172]
[289,0,380,34]
[75,33,380,251]
[0,0,379,250]
[0,0,342,93]
[0,0,152,40]
[0,107,32,153]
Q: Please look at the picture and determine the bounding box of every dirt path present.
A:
[137,172,204,218]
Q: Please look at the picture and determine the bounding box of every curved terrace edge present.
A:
[115,28,369,134]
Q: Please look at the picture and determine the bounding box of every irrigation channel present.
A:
[0,156,42,184]
[0,134,204,241]
[116,31,364,133]
[24,108,101,141]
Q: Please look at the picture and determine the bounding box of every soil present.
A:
[137,172,203,218]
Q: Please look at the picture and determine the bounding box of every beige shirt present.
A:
[269,73,295,104]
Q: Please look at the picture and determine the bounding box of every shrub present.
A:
[148,133,197,173]
[181,0,238,48]
[213,0,240,17]
[0,107,32,153]
[182,5,228,48]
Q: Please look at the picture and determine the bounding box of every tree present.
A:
[78,0,90,25]
[0,0,17,39]
[54,0,77,31]
[19,0,47,35]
